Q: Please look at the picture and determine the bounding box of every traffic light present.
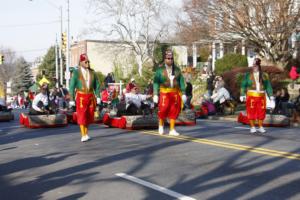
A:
[0,54,4,65]
[61,32,67,51]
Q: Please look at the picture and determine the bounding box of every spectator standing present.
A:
[206,72,215,97]
[104,73,115,88]
[57,84,69,109]
[211,80,231,113]
[185,81,193,109]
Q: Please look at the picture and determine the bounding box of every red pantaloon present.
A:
[76,92,96,125]
[246,91,266,120]
[158,88,181,120]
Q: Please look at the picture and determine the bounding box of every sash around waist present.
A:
[247,90,265,97]
[160,87,179,93]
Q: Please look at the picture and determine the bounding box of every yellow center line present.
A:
[141,130,300,161]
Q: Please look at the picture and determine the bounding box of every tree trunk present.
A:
[136,55,143,76]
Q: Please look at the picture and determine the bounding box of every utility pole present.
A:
[59,5,63,86]
[55,36,59,88]
[65,0,70,89]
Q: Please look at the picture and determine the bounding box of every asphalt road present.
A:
[0,109,300,200]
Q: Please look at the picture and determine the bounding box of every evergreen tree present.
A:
[37,46,57,87]
[11,57,33,94]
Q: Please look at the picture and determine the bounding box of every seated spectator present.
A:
[125,86,151,115]
[144,80,153,95]
[275,87,291,115]
[126,78,137,93]
[214,76,224,90]
[291,88,300,123]
[294,88,300,110]
[211,81,231,114]
[201,95,216,115]
[29,84,51,115]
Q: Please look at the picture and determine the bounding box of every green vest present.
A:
[240,72,273,97]
[69,66,101,100]
[153,65,186,95]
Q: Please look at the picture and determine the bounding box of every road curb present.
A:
[206,115,238,122]
[205,115,300,128]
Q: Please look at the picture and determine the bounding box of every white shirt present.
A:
[125,93,147,108]
[32,93,48,112]
[253,72,260,91]
[211,87,230,104]
[81,67,90,89]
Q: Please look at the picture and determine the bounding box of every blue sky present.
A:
[0,0,93,62]
[0,0,182,63]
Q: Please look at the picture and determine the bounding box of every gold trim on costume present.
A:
[247,90,265,97]
[250,99,254,108]
[80,97,84,108]
[162,96,166,106]
[160,87,179,93]
[77,91,94,95]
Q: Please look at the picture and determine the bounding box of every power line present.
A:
[17,48,50,53]
[0,20,60,29]
[1,48,49,54]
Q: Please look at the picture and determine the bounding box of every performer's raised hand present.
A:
[182,94,187,104]
[153,95,159,104]
[240,96,246,102]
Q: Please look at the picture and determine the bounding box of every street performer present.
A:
[69,53,101,142]
[240,58,275,133]
[153,50,186,136]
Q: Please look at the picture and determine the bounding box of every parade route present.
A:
[116,173,196,200]
[141,130,300,160]
[1,113,300,200]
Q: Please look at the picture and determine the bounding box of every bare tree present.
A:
[0,47,17,84]
[181,0,300,68]
[89,0,171,75]
[175,0,211,44]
